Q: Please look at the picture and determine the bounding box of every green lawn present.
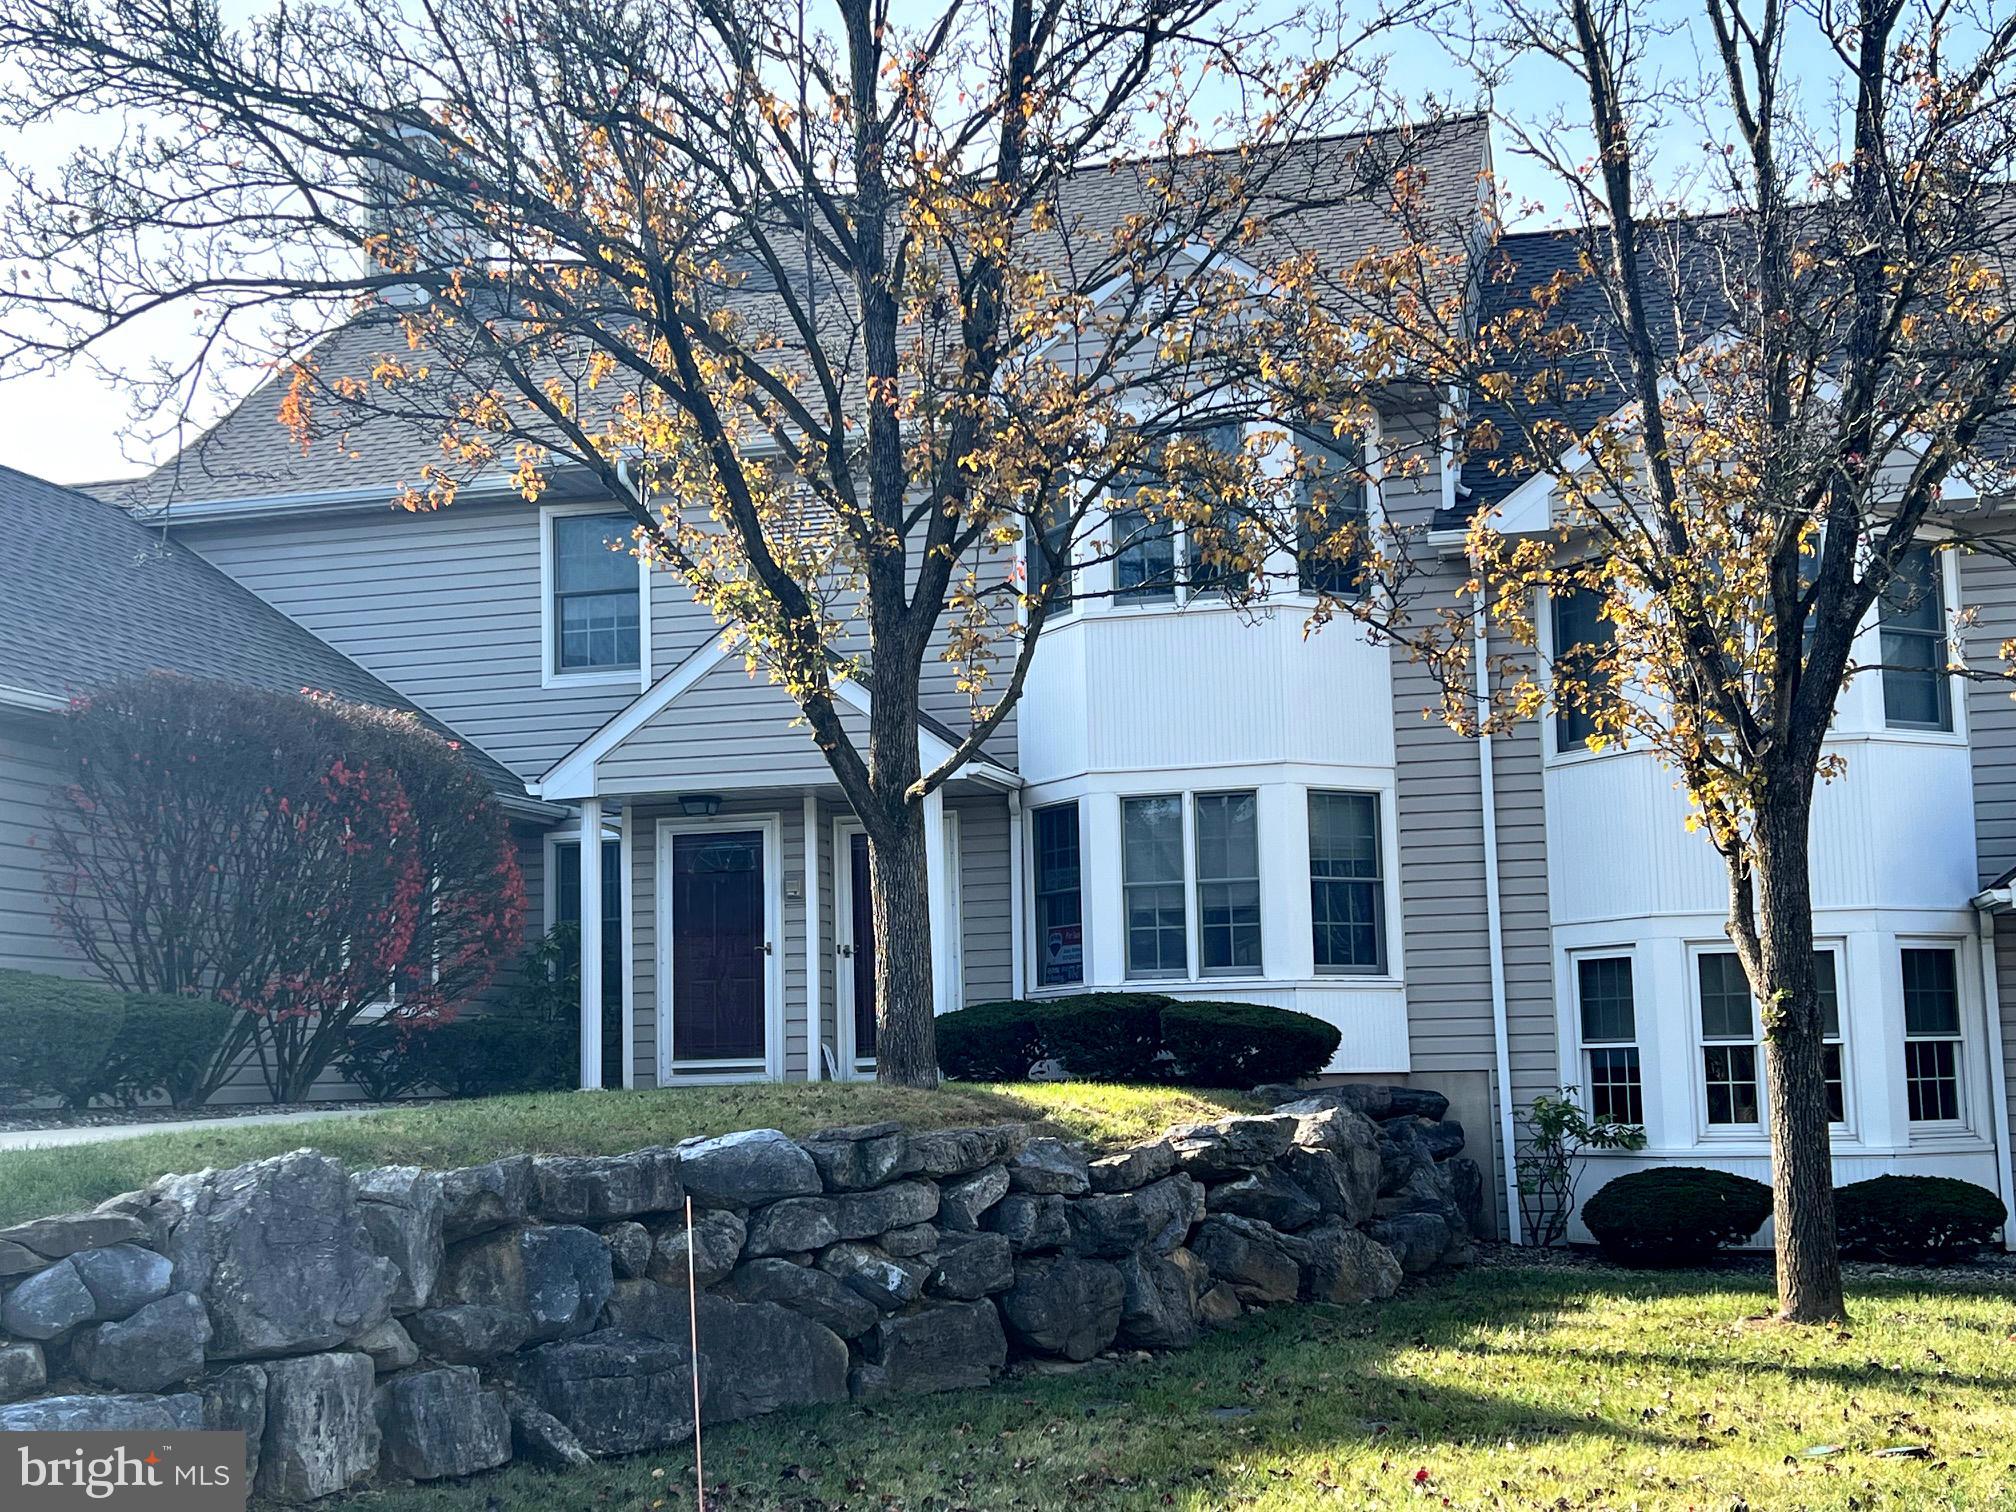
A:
[346,1266,2016,1512]
[0,1082,1259,1225]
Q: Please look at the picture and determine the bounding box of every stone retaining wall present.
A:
[0,1085,1479,1502]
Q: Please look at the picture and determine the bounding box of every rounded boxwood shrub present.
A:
[936,998,1057,1081]
[0,968,126,1109]
[1160,999,1341,1087]
[103,994,236,1109]
[1834,1175,2007,1263]
[1581,1167,1773,1266]
[1032,992,1170,1081]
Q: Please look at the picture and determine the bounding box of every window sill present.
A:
[543,668,643,690]
[1034,975,1406,996]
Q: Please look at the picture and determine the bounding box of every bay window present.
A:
[1122,796,1187,977]
[1194,792,1261,974]
[1578,955,1642,1125]
[1308,791,1384,972]
[1032,803,1084,987]
[1902,946,1964,1122]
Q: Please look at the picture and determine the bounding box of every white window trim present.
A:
[1900,937,1970,1130]
[540,502,653,690]
[655,812,785,1084]
[1686,941,1855,1143]
[1874,545,1968,743]
[1307,788,1388,977]
[1567,946,1644,1128]
[1119,791,1193,981]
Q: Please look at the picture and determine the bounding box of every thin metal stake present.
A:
[686,1194,705,1512]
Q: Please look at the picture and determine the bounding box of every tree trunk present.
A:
[1747,788,1847,1323]
[869,794,939,1087]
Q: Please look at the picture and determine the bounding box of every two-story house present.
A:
[4,114,2012,1248]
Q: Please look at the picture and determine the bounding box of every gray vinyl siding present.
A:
[179,498,718,782]
[953,796,1015,1005]
[0,712,85,977]
[1960,548,2016,1164]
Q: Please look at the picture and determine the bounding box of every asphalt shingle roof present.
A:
[0,464,532,804]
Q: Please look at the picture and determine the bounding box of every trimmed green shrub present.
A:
[937,998,1057,1082]
[336,1023,440,1102]
[1582,1167,1773,1266]
[1033,993,1170,1082]
[1834,1175,2007,1263]
[0,968,126,1109]
[938,993,1339,1087]
[103,994,236,1109]
[1161,999,1341,1087]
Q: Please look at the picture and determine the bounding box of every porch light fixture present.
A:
[678,793,723,818]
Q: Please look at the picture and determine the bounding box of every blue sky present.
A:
[0,0,1844,486]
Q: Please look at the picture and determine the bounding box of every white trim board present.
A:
[539,501,655,692]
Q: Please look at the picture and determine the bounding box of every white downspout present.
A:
[1475,588,1522,1244]
[619,803,635,1089]
[1973,904,2016,1248]
[1008,790,1028,999]
[805,793,824,1083]
[578,796,605,1091]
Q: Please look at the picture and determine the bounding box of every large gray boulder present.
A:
[440,1224,613,1342]
[834,1179,939,1238]
[850,1300,1007,1399]
[1008,1137,1091,1195]
[165,1152,398,1360]
[352,1166,445,1313]
[375,1365,512,1481]
[999,1256,1124,1361]
[1134,1174,1206,1253]
[199,1364,268,1483]
[1190,1215,1300,1304]
[72,1291,211,1392]
[647,1208,746,1289]
[1062,1192,1151,1257]
[258,1351,379,1504]
[1205,1168,1322,1232]
[1283,1221,1403,1302]
[729,1259,880,1339]
[982,1193,1070,1253]
[405,1304,530,1364]
[516,1331,697,1456]
[0,1391,202,1432]
[0,1240,46,1277]
[818,1243,928,1311]
[600,1221,652,1280]
[0,1212,147,1260]
[1117,1247,1206,1350]
[1087,1141,1176,1193]
[600,1278,697,1341]
[70,1244,175,1321]
[1,1256,95,1339]
[938,1164,1010,1231]
[1277,1145,1373,1226]
[693,1293,850,1422]
[439,1157,534,1241]
[1387,1115,1464,1162]
[504,1389,591,1469]
[533,1150,682,1223]
[801,1123,910,1190]
[0,1340,45,1403]
[901,1124,1025,1179]
[742,1196,840,1257]
[880,1222,938,1258]
[1370,1211,1453,1274]
[676,1129,820,1207]
[1169,1116,1297,1180]
[928,1231,1015,1301]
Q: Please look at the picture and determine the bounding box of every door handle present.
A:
[837,944,854,959]
[758,941,773,956]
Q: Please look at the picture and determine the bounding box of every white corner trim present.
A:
[539,501,654,691]
[537,630,733,799]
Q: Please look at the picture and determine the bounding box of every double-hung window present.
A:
[1879,546,1951,731]
[1027,493,1075,613]
[1902,946,1964,1122]
[1816,951,1847,1124]
[1121,796,1188,976]
[1697,952,1762,1127]
[1578,956,1642,1125]
[1308,791,1384,972]
[1551,586,1615,752]
[1194,792,1261,974]
[1294,430,1368,598]
[551,513,641,674]
[1112,504,1179,603]
[1031,803,1084,987]
[1113,425,1245,603]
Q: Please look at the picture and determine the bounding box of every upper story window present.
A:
[1194,791,1261,974]
[552,513,641,674]
[1551,585,1615,752]
[1879,546,1951,731]
[1294,431,1368,598]
[1027,494,1075,614]
[1577,955,1642,1125]
[1113,506,1179,603]
[1032,802,1084,987]
[1113,425,1245,605]
[1308,790,1384,973]
[1901,945,1964,1122]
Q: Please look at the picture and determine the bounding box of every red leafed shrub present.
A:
[45,673,524,1103]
